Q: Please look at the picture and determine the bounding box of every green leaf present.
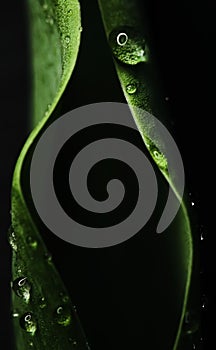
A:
[10,1,89,349]
[98,0,196,349]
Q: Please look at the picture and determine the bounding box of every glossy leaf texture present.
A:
[10,1,89,349]
[98,1,198,349]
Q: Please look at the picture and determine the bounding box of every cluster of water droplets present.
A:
[109,26,149,66]
[42,1,54,26]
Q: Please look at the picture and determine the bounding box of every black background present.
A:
[0,0,213,349]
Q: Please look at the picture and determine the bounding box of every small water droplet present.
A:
[191,201,195,206]
[59,292,69,303]
[64,35,70,44]
[201,295,208,310]
[200,226,206,241]
[55,305,71,326]
[8,230,17,252]
[44,252,52,264]
[69,338,78,346]
[183,311,200,335]
[68,9,72,14]
[20,313,37,335]
[29,342,33,347]
[39,297,46,309]
[86,341,91,349]
[12,310,19,318]
[126,83,137,94]
[27,236,38,249]
[109,26,148,65]
[12,277,31,303]
[165,96,170,101]
[43,3,48,11]
[45,16,54,25]
[79,26,83,32]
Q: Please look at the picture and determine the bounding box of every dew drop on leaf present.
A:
[20,312,37,335]
[64,35,70,44]
[109,26,148,65]
[126,83,137,94]
[8,229,17,252]
[12,310,19,318]
[27,236,38,249]
[12,277,31,303]
[69,338,78,346]
[59,292,69,303]
[39,296,46,309]
[44,252,52,264]
[55,305,71,326]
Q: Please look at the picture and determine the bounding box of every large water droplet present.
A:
[183,311,200,335]
[12,277,31,303]
[55,306,71,326]
[109,26,148,65]
[126,83,137,94]
[8,230,17,252]
[20,313,37,335]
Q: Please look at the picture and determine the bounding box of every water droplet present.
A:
[183,311,200,335]
[201,295,208,310]
[12,277,31,303]
[165,96,170,101]
[20,313,37,335]
[27,236,38,249]
[12,310,19,318]
[45,16,54,26]
[43,3,48,11]
[44,252,52,264]
[86,341,91,349]
[39,297,46,309]
[55,306,71,326]
[69,338,77,346]
[191,201,195,206]
[109,26,148,65]
[79,26,83,32]
[29,342,33,347]
[68,9,72,14]
[8,230,17,252]
[126,83,137,94]
[59,292,69,303]
[64,35,70,44]
[200,226,206,241]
